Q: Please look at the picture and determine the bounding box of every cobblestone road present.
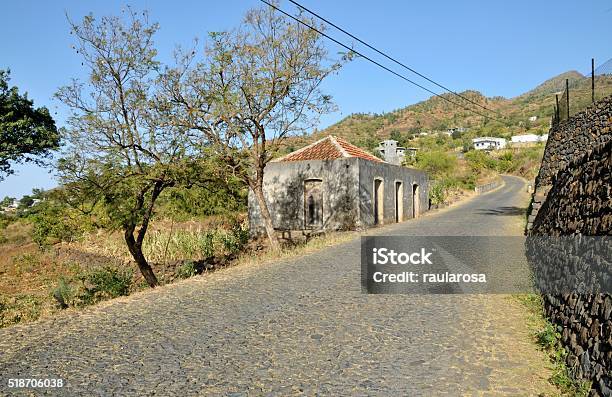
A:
[0,176,556,396]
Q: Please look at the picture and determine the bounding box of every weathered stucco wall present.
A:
[527,95,612,396]
[357,159,429,227]
[248,158,360,234]
[248,158,429,234]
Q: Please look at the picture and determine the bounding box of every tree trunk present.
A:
[125,232,159,287]
[122,181,165,288]
[252,183,280,251]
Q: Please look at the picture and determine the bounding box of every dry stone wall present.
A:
[527,95,612,232]
[528,96,611,396]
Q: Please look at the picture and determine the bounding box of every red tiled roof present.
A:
[273,136,384,163]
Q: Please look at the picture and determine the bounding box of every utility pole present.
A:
[555,94,560,122]
[592,58,595,103]
[566,79,570,117]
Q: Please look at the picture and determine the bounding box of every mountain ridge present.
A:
[277,70,612,155]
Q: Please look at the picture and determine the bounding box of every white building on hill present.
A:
[377,140,406,165]
[510,134,548,145]
[472,137,507,150]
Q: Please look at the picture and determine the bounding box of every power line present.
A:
[258,0,508,125]
[288,0,506,120]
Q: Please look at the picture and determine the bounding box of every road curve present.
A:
[0,175,555,396]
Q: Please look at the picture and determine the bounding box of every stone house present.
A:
[248,136,429,236]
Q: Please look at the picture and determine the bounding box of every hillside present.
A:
[519,70,584,97]
[278,71,612,155]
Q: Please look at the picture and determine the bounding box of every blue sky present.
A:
[1,0,611,198]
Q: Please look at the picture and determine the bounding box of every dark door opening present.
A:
[304,179,323,228]
[374,179,383,225]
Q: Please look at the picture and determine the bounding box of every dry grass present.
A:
[0,224,83,326]
[0,191,476,328]
[0,217,250,327]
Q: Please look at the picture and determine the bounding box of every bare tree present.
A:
[56,9,199,287]
[163,5,345,250]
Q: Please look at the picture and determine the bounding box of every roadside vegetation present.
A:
[515,294,592,397]
[0,187,250,327]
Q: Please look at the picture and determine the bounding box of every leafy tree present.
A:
[56,10,209,287]
[389,130,407,147]
[0,70,59,180]
[414,151,457,178]
[18,195,34,209]
[0,196,15,207]
[162,5,346,250]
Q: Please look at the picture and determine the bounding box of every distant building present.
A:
[248,136,429,235]
[377,140,406,165]
[510,134,548,146]
[528,116,538,122]
[1,199,19,213]
[447,127,468,135]
[472,137,507,150]
[405,147,419,158]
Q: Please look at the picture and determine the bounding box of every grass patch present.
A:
[514,294,592,397]
[0,294,44,328]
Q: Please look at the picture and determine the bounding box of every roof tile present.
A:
[274,136,383,163]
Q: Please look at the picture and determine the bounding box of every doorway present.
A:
[304,179,323,229]
[374,179,384,225]
[412,183,419,218]
[395,181,403,223]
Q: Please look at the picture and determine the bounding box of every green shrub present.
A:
[158,181,247,221]
[12,253,41,275]
[219,221,250,255]
[0,214,10,230]
[536,323,560,350]
[86,266,132,299]
[175,261,198,279]
[428,175,478,205]
[52,277,74,309]
[414,151,457,177]
[464,150,497,171]
[52,266,133,308]
[428,182,447,205]
[30,201,88,247]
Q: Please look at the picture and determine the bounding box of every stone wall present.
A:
[474,177,503,195]
[527,95,612,396]
[527,95,612,232]
[531,141,611,236]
